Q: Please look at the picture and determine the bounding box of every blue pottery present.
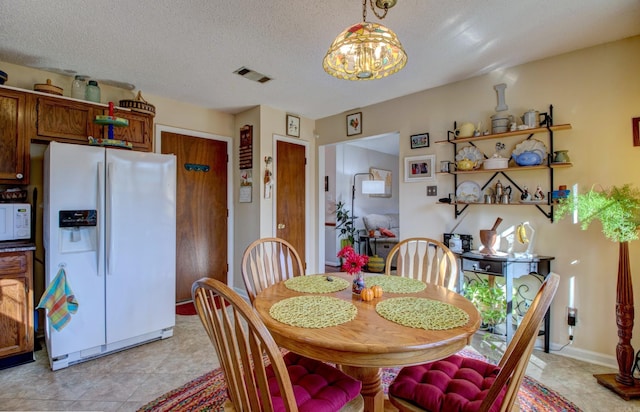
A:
[511,151,542,166]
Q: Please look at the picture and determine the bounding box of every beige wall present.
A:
[316,35,640,365]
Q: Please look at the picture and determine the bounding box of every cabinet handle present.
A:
[16,173,23,179]
[277,223,285,229]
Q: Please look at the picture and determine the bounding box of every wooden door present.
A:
[276,140,306,267]
[161,132,228,302]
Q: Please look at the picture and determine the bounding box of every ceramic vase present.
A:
[352,272,365,295]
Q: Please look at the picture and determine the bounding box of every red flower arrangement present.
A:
[337,245,369,275]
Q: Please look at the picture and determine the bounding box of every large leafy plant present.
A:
[464,280,506,327]
[555,184,640,242]
[335,201,356,245]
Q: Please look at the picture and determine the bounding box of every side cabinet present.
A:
[0,251,34,361]
[0,89,29,184]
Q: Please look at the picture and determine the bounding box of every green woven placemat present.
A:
[376,297,469,330]
[284,275,349,293]
[366,275,426,293]
[269,296,357,328]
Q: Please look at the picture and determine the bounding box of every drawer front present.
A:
[462,258,504,275]
[0,252,28,275]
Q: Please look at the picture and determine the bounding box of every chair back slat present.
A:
[242,237,304,303]
[480,273,560,412]
[386,238,458,290]
[192,278,299,411]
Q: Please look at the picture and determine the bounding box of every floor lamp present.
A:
[351,172,386,240]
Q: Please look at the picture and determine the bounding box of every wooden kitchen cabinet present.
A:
[0,250,34,361]
[100,108,152,151]
[0,88,29,184]
[27,93,153,152]
[28,94,102,144]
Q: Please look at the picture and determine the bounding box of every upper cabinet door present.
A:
[30,95,101,143]
[0,88,28,184]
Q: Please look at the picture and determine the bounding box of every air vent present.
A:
[233,66,272,83]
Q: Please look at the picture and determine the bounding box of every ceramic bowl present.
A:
[483,157,509,169]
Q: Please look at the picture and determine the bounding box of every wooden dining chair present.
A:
[192,277,364,412]
[241,237,305,303]
[388,273,560,412]
[385,237,459,290]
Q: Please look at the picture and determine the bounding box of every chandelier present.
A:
[323,0,407,80]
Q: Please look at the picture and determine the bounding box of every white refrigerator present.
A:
[43,141,176,370]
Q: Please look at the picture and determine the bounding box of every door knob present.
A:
[16,173,23,179]
[277,223,285,229]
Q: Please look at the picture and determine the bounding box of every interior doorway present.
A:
[322,132,400,267]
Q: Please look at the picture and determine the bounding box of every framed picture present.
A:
[286,114,300,137]
[404,155,436,182]
[410,132,430,149]
[346,112,362,136]
[369,167,392,198]
[633,117,640,147]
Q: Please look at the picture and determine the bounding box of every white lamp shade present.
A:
[362,180,386,194]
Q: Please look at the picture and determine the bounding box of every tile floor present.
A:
[1,309,640,411]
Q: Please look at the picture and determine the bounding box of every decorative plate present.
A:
[512,139,547,164]
[455,146,484,167]
[456,181,482,203]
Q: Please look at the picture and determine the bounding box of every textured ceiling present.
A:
[1,0,639,120]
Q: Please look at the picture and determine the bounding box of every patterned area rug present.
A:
[138,349,582,411]
[175,301,197,316]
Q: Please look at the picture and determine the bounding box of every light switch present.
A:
[427,186,437,196]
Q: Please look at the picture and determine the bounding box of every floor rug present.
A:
[138,349,582,411]
[175,301,197,316]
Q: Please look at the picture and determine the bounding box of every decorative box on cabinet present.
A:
[0,248,34,369]
[0,88,29,184]
[439,105,572,221]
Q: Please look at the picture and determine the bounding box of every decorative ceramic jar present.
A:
[367,255,384,273]
[352,272,365,295]
[553,150,571,163]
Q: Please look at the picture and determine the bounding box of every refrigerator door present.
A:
[44,142,106,358]
[104,149,176,344]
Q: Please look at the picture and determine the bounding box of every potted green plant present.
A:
[464,280,507,329]
[335,201,356,247]
[555,184,640,392]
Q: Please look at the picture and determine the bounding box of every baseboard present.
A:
[545,341,617,369]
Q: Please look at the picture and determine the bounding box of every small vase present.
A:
[553,150,570,163]
[352,272,365,296]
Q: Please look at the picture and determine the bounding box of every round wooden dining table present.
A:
[253,272,481,412]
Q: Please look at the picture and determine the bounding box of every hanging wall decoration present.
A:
[239,125,253,169]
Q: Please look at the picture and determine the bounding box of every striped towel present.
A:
[37,268,79,331]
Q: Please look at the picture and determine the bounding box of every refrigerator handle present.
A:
[106,162,115,276]
[97,161,104,277]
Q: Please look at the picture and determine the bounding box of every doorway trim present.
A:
[155,124,235,287]
[273,134,312,270]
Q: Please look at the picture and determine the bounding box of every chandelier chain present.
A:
[369,0,389,20]
[362,0,367,22]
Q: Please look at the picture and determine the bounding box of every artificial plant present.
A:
[555,183,640,393]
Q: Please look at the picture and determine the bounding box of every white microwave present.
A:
[0,203,31,241]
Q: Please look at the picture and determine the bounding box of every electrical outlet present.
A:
[567,307,577,326]
[427,186,437,196]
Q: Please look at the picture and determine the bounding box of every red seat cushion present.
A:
[266,352,362,412]
[389,354,506,412]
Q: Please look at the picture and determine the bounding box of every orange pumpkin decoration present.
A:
[371,285,383,298]
[360,287,375,302]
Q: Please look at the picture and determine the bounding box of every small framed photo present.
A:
[346,112,362,136]
[404,154,436,182]
[410,133,430,149]
[286,114,300,137]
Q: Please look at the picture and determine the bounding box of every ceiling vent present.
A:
[233,66,272,83]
